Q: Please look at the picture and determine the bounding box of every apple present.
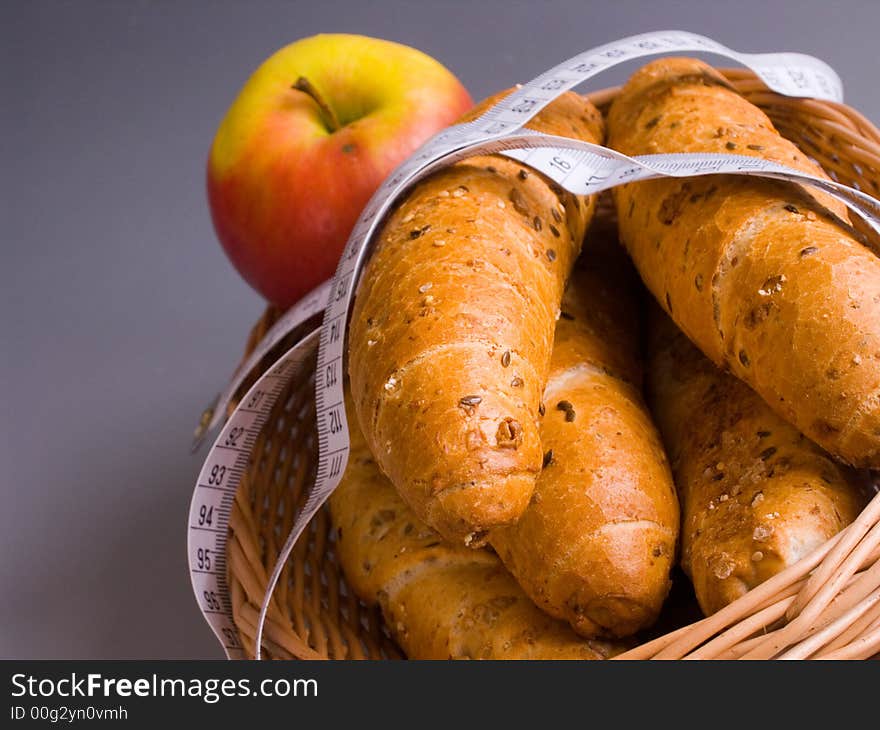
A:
[207,33,473,308]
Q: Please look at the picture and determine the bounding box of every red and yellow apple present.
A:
[207,34,473,307]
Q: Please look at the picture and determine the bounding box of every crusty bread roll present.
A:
[606,57,880,469]
[490,234,679,637]
[328,401,622,659]
[647,307,864,615]
[349,90,604,544]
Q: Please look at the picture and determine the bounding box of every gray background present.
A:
[3,0,879,659]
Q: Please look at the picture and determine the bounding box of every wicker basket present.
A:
[224,68,880,660]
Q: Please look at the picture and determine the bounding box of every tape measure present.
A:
[187,30,880,660]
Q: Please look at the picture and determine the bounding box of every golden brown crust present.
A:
[489,239,679,638]
[349,90,605,543]
[646,307,865,615]
[607,57,880,468]
[328,400,622,659]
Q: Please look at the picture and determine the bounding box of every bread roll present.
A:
[328,402,622,659]
[349,90,604,544]
[490,235,679,637]
[607,57,880,468]
[647,308,864,615]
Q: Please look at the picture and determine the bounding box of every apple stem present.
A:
[292,76,341,133]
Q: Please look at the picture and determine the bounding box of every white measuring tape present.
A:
[187,30,879,660]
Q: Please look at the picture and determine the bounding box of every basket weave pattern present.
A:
[224,70,880,660]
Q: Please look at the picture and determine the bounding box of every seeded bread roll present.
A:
[606,57,880,468]
[328,401,622,659]
[647,308,864,615]
[490,236,679,638]
[349,90,604,544]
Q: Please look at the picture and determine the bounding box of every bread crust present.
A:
[607,57,880,468]
[328,401,622,659]
[350,90,604,543]
[490,236,679,637]
[646,308,864,615]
